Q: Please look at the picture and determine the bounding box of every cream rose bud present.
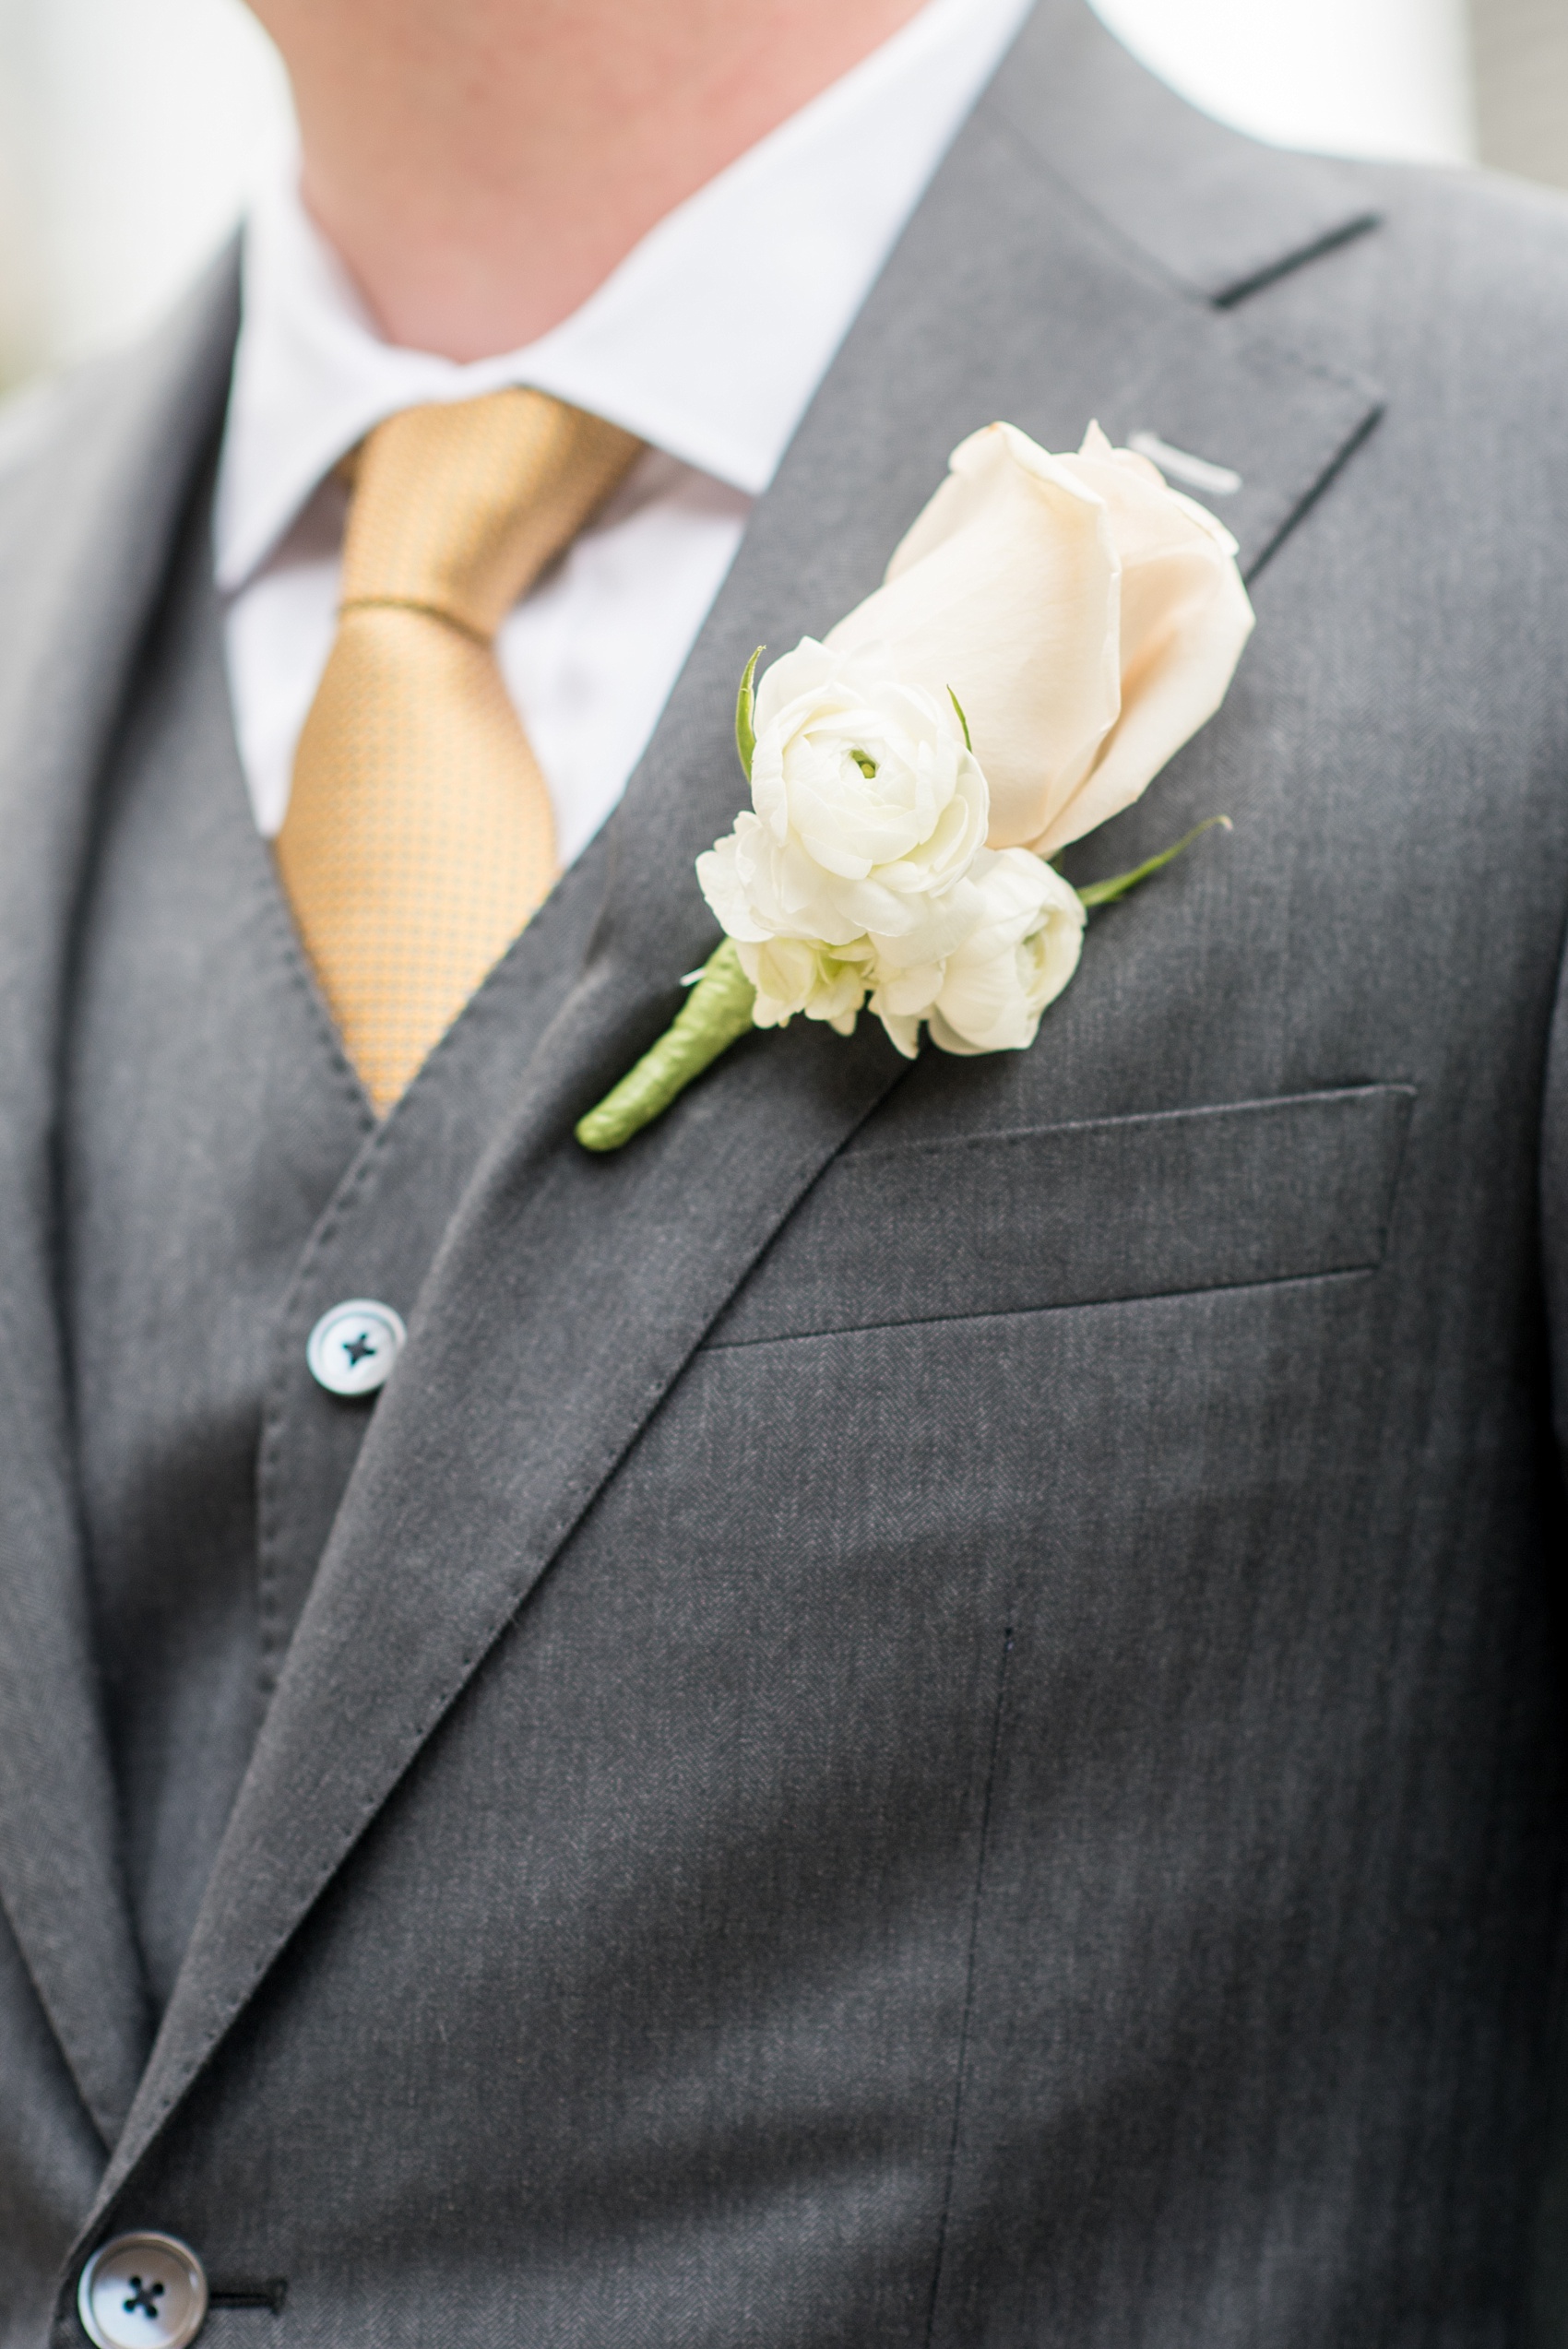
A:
[697,636,991,966]
[872,849,1087,1060]
[827,420,1254,859]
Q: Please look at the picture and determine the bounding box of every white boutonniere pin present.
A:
[577,421,1253,1151]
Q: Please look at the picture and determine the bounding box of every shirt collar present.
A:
[216,0,1036,593]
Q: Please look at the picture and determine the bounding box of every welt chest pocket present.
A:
[707,1084,1417,1347]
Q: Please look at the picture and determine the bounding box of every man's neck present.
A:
[247,0,935,361]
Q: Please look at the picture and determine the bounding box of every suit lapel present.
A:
[100,0,1384,2202]
[0,255,241,2147]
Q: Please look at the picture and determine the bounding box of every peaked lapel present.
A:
[0,255,241,2147]
[97,0,1384,2206]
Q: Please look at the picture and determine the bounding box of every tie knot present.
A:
[339,389,642,642]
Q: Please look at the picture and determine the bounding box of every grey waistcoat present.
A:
[62,473,612,2011]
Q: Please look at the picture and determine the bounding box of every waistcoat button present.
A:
[77,2233,209,2349]
[305,1298,408,1395]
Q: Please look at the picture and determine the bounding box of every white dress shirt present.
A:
[217,0,1035,864]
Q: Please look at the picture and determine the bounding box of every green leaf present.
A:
[576,939,758,1153]
[735,647,764,783]
[947,686,973,753]
[1075,815,1232,909]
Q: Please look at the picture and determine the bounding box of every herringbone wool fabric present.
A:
[275,390,641,1112]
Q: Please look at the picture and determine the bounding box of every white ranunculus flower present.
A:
[827,420,1254,857]
[735,935,875,1034]
[696,637,991,972]
[927,849,1087,1055]
[870,849,1087,1060]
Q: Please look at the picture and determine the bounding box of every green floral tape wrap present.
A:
[575,940,758,1153]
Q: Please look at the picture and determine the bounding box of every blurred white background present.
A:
[1096,0,1474,161]
[0,0,290,381]
[0,0,1519,391]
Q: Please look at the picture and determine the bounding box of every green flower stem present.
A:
[576,939,758,1154]
[1075,815,1231,908]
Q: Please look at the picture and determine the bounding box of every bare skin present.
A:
[244,0,933,360]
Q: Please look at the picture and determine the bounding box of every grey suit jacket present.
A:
[5,3,1568,2343]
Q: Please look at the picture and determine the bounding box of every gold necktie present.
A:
[276,389,642,1114]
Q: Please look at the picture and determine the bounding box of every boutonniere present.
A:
[577,421,1253,1152]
